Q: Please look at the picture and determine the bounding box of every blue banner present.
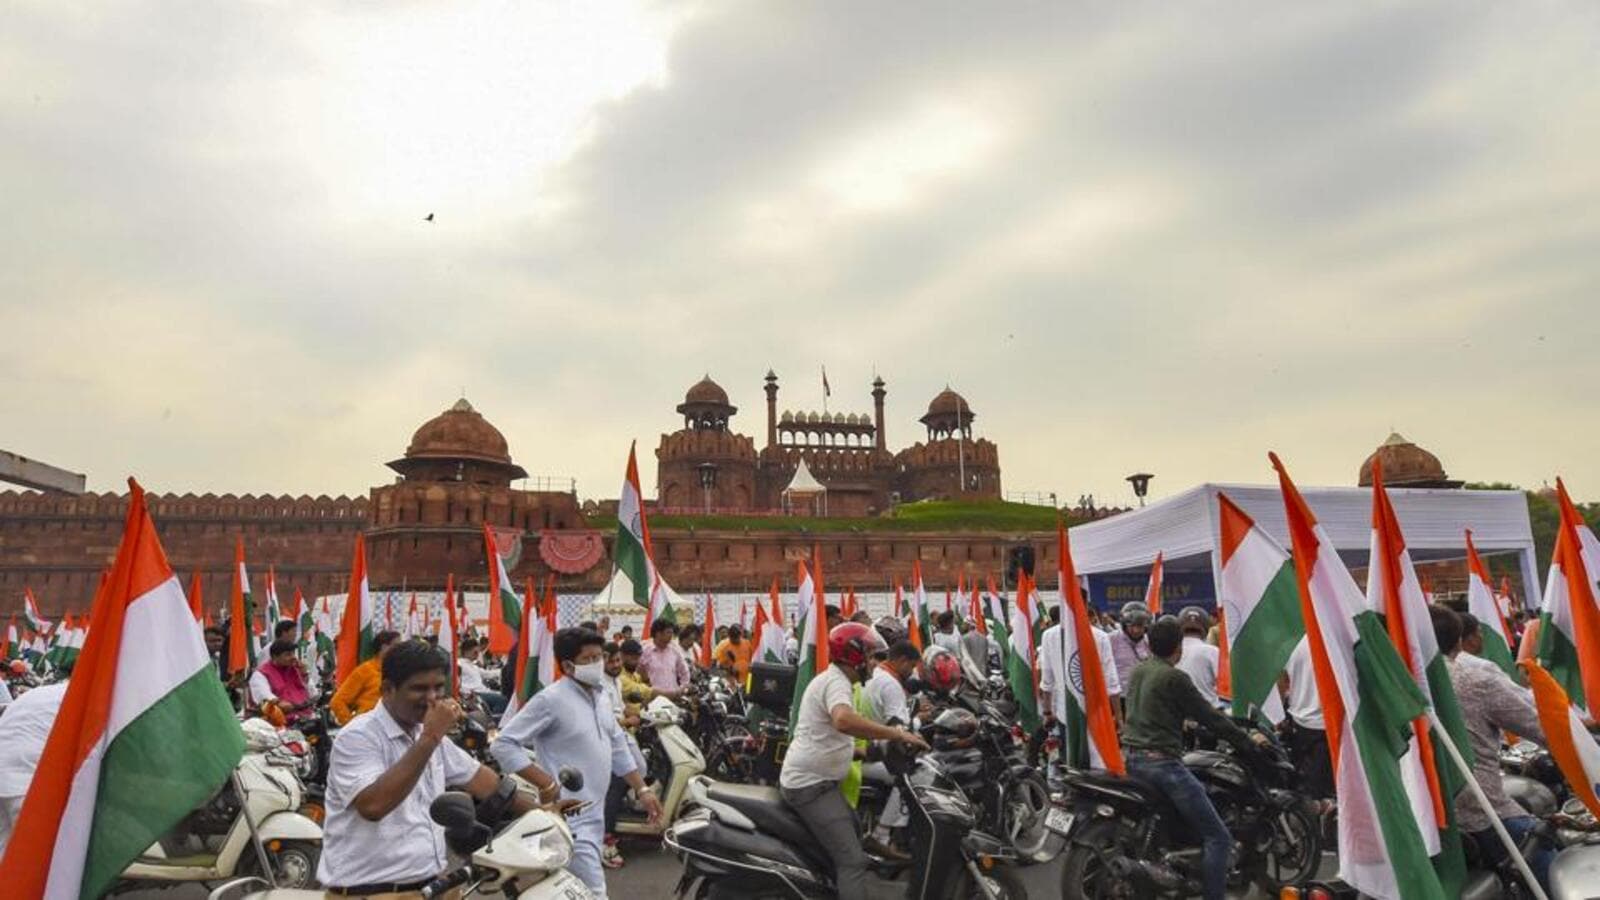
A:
[1086,570,1215,614]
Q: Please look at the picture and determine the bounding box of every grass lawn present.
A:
[586,498,1065,533]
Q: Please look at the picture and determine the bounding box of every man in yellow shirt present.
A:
[330,631,401,725]
[712,625,754,682]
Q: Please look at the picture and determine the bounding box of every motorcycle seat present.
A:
[705,783,818,849]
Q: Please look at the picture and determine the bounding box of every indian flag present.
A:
[335,532,375,685]
[483,523,523,656]
[1367,462,1472,895]
[1005,568,1041,734]
[314,596,336,678]
[1464,530,1517,676]
[968,583,987,636]
[984,575,1010,665]
[788,562,831,731]
[1271,452,1444,900]
[1523,658,1600,819]
[440,575,460,698]
[264,566,282,631]
[226,538,256,678]
[1144,551,1165,615]
[3,616,18,661]
[506,577,558,715]
[25,587,50,634]
[1216,492,1303,720]
[912,561,932,649]
[756,576,787,664]
[609,442,675,629]
[1054,521,1123,773]
[0,479,244,899]
[1536,478,1600,713]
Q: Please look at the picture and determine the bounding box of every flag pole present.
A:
[1427,708,1547,900]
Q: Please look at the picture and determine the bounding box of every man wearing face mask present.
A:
[493,627,662,899]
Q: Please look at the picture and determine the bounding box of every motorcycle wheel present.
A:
[1254,802,1321,895]
[961,865,1028,899]
[241,840,320,890]
[1059,819,1132,900]
[999,773,1055,862]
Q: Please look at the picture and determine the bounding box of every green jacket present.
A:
[1122,656,1251,758]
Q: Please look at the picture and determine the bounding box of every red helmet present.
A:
[922,646,964,693]
[828,622,886,669]
[7,660,27,677]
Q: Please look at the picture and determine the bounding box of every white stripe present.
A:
[1466,572,1512,645]
[1219,528,1287,645]
[43,741,106,899]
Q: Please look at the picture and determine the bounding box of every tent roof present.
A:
[1068,482,1536,598]
[783,458,826,495]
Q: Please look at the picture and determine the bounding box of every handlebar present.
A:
[420,865,477,899]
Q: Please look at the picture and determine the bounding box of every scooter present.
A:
[665,744,1028,899]
[617,695,706,837]
[209,770,593,900]
[115,720,323,891]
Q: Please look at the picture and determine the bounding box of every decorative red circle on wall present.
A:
[539,531,604,574]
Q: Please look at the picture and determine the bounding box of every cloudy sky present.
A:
[4,2,1598,506]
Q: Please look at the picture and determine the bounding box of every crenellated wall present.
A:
[656,430,759,510]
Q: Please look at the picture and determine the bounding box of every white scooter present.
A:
[116,720,323,891]
[616,695,705,838]
[210,770,594,900]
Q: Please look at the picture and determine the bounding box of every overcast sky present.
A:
[4,2,1598,507]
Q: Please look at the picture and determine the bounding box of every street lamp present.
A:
[696,462,718,514]
[1126,472,1154,507]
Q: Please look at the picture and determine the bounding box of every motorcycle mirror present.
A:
[558,766,584,793]
[429,791,478,829]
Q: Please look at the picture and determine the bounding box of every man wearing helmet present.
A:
[1109,601,1154,691]
[781,623,930,900]
[1174,607,1222,708]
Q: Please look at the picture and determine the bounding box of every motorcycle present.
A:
[115,719,324,892]
[1058,719,1321,898]
[210,769,594,900]
[615,695,707,837]
[665,744,1028,899]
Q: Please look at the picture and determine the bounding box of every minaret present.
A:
[764,370,779,449]
[872,375,887,451]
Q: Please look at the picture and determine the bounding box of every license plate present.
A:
[1045,807,1074,836]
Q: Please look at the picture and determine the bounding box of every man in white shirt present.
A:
[862,640,921,857]
[1039,605,1122,731]
[931,612,962,654]
[457,638,505,716]
[1174,608,1222,708]
[318,641,537,893]
[493,628,662,898]
[0,680,68,855]
[780,624,927,900]
[1281,635,1332,801]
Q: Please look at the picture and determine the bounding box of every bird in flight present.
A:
[424,213,434,222]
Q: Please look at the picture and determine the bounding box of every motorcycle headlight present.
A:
[520,824,574,871]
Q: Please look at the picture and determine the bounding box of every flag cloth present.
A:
[0,479,244,900]
[984,576,1010,666]
[1054,522,1123,773]
[314,596,335,677]
[1144,551,1165,616]
[969,584,987,637]
[756,577,787,664]
[1216,492,1304,719]
[701,596,717,665]
[187,569,204,623]
[1522,658,1600,819]
[24,587,50,634]
[335,532,375,686]
[506,583,539,714]
[2,616,17,661]
[1005,568,1041,734]
[1271,452,1443,900]
[1367,460,1472,895]
[264,566,281,630]
[227,538,255,677]
[738,597,750,633]
[912,561,932,649]
[611,443,675,629]
[1465,530,1517,677]
[1537,478,1600,713]
[440,575,460,698]
[483,523,522,656]
[789,562,831,731]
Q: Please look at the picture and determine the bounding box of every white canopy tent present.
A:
[1068,483,1539,609]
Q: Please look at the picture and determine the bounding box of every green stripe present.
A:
[1423,653,1471,897]
[1005,649,1040,734]
[1349,611,1446,900]
[1537,612,1584,709]
[498,586,523,631]
[82,667,246,899]
[1477,630,1517,680]
[789,648,818,732]
[613,528,652,607]
[1228,563,1304,718]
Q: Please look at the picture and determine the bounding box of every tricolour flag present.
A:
[984,575,1010,665]
[483,523,523,656]
[611,443,675,629]
[0,479,244,899]
[789,562,831,731]
[1271,452,1443,900]
[440,575,460,698]
[264,565,282,631]
[1465,530,1517,676]
[1144,551,1165,616]
[1054,521,1123,773]
[1005,568,1041,734]
[24,587,49,634]
[1216,492,1303,719]
[1536,478,1600,713]
[2,616,17,661]
[756,576,787,664]
[227,538,256,678]
[968,583,986,637]
[314,595,335,677]
[1367,461,1472,895]
[912,561,932,649]
[1523,658,1600,819]
[335,532,375,686]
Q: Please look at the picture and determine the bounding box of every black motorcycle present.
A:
[1058,719,1321,898]
[666,745,1028,899]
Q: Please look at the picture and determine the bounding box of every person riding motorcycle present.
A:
[779,623,929,900]
[921,645,965,697]
[1123,616,1270,900]
[1109,601,1154,691]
